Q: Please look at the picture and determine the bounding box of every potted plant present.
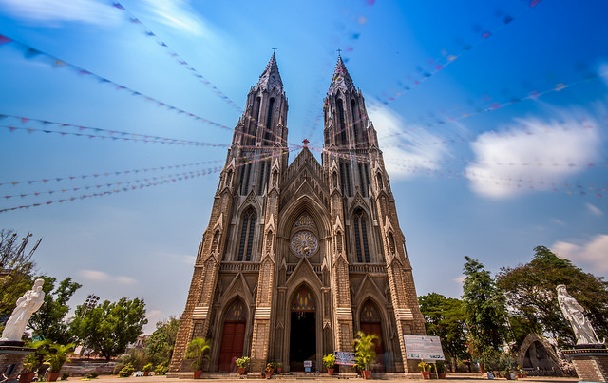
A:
[142,363,153,376]
[19,353,38,383]
[322,353,335,375]
[418,361,432,379]
[275,362,283,374]
[264,363,274,379]
[44,343,75,382]
[436,361,447,379]
[354,331,378,379]
[186,337,211,379]
[236,356,250,375]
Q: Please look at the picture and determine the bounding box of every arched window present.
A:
[353,208,370,263]
[337,98,347,145]
[237,208,256,261]
[264,98,275,143]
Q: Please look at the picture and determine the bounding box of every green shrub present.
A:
[119,363,135,377]
[154,364,169,375]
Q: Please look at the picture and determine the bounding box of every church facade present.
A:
[169,54,426,374]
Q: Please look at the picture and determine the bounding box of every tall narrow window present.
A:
[237,209,256,261]
[257,161,266,195]
[238,164,246,195]
[358,163,367,197]
[353,209,370,263]
[241,163,252,195]
[337,99,347,145]
[264,98,275,143]
[345,163,352,196]
[351,99,359,143]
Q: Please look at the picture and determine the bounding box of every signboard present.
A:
[304,360,312,372]
[404,335,446,361]
[334,351,357,366]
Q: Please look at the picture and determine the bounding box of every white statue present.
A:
[1,278,45,341]
[557,284,601,345]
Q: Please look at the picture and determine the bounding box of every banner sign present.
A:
[404,335,446,361]
[334,351,356,366]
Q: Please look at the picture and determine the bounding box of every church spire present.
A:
[329,54,355,94]
[256,52,283,91]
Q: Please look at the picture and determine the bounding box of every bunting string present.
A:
[0,33,238,133]
[1,147,299,213]
[375,0,543,106]
[0,160,223,187]
[110,1,243,113]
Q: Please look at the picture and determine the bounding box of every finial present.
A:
[336,48,342,57]
[272,47,277,56]
[302,139,310,147]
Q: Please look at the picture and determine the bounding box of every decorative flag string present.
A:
[110,1,242,113]
[0,33,293,147]
[0,33,239,134]
[378,70,604,141]
[1,148,299,213]
[375,0,543,106]
[0,160,223,187]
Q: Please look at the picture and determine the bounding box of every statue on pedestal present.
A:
[1,278,45,342]
[557,284,601,346]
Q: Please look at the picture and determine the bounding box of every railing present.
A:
[219,262,260,272]
[349,263,386,274]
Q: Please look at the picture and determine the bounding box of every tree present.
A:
[418,293,469,370]
[145,316,180,366]
[186,337,211,371]
[462,257,508,368]
[28,277,82,344]
[70,297,147,360]
[0,229,41,327]
[497,245,608,348]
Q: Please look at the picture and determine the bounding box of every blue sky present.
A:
[1,0,607,333]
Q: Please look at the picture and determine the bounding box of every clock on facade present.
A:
[290,230,318,257]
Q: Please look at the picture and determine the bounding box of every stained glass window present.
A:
[291,286,315,312]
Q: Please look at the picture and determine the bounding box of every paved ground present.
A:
[87,374,579,383]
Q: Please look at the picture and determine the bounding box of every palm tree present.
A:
[354,331,379,373]
[186,337,211,372]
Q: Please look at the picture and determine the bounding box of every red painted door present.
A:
[360,322,385,372]
[218,321,245,372]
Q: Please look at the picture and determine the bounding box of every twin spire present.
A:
[256,52,356,93]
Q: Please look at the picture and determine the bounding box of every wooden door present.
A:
[218,321,245,372]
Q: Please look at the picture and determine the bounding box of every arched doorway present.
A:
[360,300,385,372]
[290,285,316,372]
[218,300,247,372]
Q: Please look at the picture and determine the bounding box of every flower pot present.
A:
[19,372,35,383]
[265,372,272,379]
[193,370,202,379]
[237,367,246,375]
[438,372,447,379]
[421,371,431,379]
[327,368,334,375]
[47,372,61,382]
[363,370,372,379]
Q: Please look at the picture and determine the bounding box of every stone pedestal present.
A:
[0,341,35,383]
[563,345,608,383]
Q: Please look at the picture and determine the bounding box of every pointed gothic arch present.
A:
[359,298,386,372]
[237,207,257,261]
[218,298,248,372]
[352,207,371,263]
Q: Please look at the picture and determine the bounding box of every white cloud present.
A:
[465,110,599,199]
[368,102,448,180]
[79,269,138,285]
[552,234,608,275]
[0,0,122,26]
[142,0,209,36]
[586,203,603,217]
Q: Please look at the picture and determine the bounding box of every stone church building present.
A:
[169,54,426,374]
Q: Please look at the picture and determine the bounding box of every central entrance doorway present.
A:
[289,285,316,372]
[218,300,246,372]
